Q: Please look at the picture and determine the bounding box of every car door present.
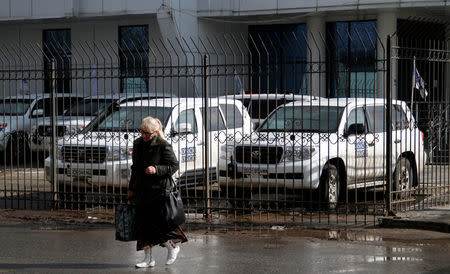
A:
[391,104,410,162]
[169,107,202,185]
[200,104,227,176]
[365,104,387,180]
[345,107,376,182]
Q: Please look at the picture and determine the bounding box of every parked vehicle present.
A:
[0,94,83,162]
[30,93,169,153]
[217,98,427,208]
[45,97,252,188]
[222,93,318,129]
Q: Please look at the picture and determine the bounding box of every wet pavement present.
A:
[1,223,450,273]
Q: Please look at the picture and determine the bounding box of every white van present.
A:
[217,98,427,208]
[45,97,252,188]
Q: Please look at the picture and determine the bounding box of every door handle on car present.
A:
[394,139,401,144]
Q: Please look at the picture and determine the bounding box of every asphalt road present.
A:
[0,224,449,273]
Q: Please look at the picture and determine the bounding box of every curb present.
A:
[379,217,450,233]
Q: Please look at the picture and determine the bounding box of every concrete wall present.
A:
[197,0,449,16]
[0,0,447,99]
[0,0,161,21]
[0,17,167,97]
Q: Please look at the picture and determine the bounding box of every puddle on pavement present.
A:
[326,230,383,242]
[264,229,386,242]
[365,255,423,262]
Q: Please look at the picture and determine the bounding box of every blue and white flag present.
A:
[413,59,428,99]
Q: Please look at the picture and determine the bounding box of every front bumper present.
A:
[217,157,321,189]
[45,157,131,188]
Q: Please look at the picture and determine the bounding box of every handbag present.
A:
[115,204,136,241]
[162,188,186,230]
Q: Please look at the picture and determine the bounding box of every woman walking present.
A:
[128,117,187,268]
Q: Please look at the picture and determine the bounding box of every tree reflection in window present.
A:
[327,21,377,98]
[43,29,71,93]
[119,25,149,93]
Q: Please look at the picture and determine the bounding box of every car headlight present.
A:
[283,146,316,161]
[219,144,235,160]
[106,146,132,161]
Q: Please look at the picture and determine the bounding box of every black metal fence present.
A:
[0,25,448,226]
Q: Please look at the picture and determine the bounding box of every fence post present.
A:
[203,54,211,219]
[51,59,58,207]
[385,35,392,214]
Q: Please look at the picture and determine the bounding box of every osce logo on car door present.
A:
[181,147,196,162]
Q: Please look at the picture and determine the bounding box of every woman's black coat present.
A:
[128,135,179,244]
[129,135,179,203]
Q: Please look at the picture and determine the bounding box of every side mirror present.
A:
[345,123,366,137]
[171,123,193,136]
[32,109,45,117]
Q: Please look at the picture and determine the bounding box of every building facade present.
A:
[0,0,448,101]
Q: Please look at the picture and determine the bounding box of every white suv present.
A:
[0,94,82,162]
[45,97,252,188]
[30,93,168,153]
[217,98,427,208]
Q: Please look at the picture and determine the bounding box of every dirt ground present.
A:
[2,209,450,245]
[0,209,114,227]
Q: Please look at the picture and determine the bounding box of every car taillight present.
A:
[0,123,7,128]
[420,131,424,143]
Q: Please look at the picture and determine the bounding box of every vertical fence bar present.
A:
[385,35,392,214]
[51,59,58,207]
[203,54,211,219]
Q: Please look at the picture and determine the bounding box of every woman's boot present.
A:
[164,240,180,265]
[135,248,155,268]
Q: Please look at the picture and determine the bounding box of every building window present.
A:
[119,25,149,93]
[326,21,377,98]
[43,29,71,93]
[249,24,307,94]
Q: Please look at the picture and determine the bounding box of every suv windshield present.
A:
[243,98,293,119]
[0,99,33,115]
[95,106,173,132]
[259,106,345,133]
[65,98,114,116]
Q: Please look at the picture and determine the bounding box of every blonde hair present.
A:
[141,116,165,140]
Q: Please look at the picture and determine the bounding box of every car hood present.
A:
[234,132,340,147]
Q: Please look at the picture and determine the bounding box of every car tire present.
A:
[393,157,413,196]
[318,164,340,210]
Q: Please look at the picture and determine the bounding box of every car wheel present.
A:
[393,157,413,195]
[319,164,340,210]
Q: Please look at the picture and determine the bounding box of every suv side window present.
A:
[392,105,409,130]
[32,97,80,117]
[346,107,367,132]
[200,107,226,131]
[366,105,386,133]
[220,104,243,129]
[175,109,197,133]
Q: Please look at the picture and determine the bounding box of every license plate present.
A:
[242,167,267,176]
[66,168,92,178]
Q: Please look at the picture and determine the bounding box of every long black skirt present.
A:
[134,194,187,251]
